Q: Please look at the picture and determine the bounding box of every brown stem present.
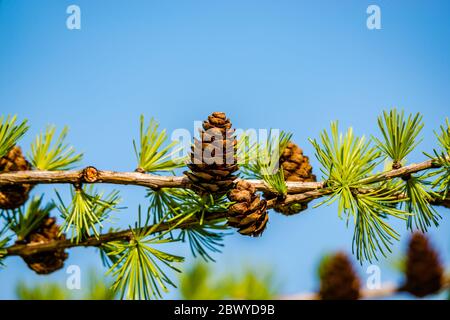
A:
[0,169,323,194]
[0,156,444,193]
[358,158,442,185]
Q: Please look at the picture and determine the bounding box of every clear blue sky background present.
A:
[0,0,449,299]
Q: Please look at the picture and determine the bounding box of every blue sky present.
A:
[0,0,449,299]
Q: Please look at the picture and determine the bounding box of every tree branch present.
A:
[0,168,323,194]
[3,192,317,257]
[0,156,444,193]
[4,191,449,258]
[1,157,449,258]
[4,211,230,257]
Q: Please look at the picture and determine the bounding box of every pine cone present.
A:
[185,112,238,196]
[281,142,316,183]
[227,181,268,237]
[19,216,68,275]
[319,252,361,300]
[0,146,33,210]
[402,232,444,297]
[268,142,316,215]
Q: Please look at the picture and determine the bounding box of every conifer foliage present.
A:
[0,109,449,299]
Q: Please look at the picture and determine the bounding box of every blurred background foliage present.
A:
[16,269,116,300]
[179,262,278,300]
[14,260,450,300]
[15,263,279,300]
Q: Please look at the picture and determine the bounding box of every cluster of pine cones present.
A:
[184,112,316,236]
[2,112,313,273]
[0,146,68,274]
[5,111,446,288]
[319,232,445,300]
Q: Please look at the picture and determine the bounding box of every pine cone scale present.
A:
[185,112,238,196]
[0,146,33,209]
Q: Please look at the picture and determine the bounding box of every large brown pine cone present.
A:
[268,142,316,215]
[0,146,33,210]
[19,216,68,275]
[319,252,361,300]
[402,232,444,297]
[227,181,268,237]
[185,112,238,196]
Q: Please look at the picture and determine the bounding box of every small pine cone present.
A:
[185,112,238,196]
[227,181,268,237]
[281,142,316,182]
[268,142,316,215]
[319,252,361,300]
[19,216,68,275]
[402,232,444,297]
[0,146,33,210]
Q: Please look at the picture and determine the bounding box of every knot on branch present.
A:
[323,179,332,188]
[81,166,99,183]
[392,161,402,170]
